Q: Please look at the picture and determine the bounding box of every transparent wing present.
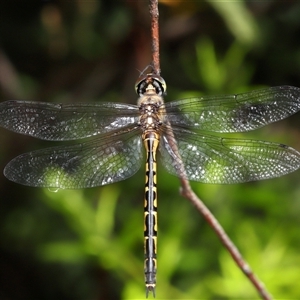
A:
[159,127,300,184]
[0,101,139,140]
[164,86,300,132]
[4,127,143,188]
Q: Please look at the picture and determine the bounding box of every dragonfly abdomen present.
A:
[143,131,159,297]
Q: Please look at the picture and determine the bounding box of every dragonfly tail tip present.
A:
[145,284,156,298]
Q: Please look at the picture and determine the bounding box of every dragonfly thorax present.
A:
[137,76,165,133]
[138,101,163,132]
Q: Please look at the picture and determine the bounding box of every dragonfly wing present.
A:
[4,127,143,188]
[0,101,139,140]
[164,86,300,132]
[159,127,300,183]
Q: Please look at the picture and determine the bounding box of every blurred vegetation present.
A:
[1,1,300,299]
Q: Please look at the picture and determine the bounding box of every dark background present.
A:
[1,1,300,299]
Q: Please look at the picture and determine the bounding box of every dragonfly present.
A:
[1,74,300,297]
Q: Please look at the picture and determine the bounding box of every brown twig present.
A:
[148,1,273,299]
[179,178,272,300]
[149,0,160,75]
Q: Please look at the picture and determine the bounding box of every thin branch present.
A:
[149,0,160,75]
[148,1,273,299]
[179,178,273,300]
[165,123,273,300]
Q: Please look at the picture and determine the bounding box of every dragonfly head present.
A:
[135,73,166,97]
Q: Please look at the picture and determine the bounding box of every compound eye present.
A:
[135,73,167,96]
[135,75,147,96]
[152,75,167,95]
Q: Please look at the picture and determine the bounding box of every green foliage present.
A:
[209,0,260,46]
[181,38,256,95]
